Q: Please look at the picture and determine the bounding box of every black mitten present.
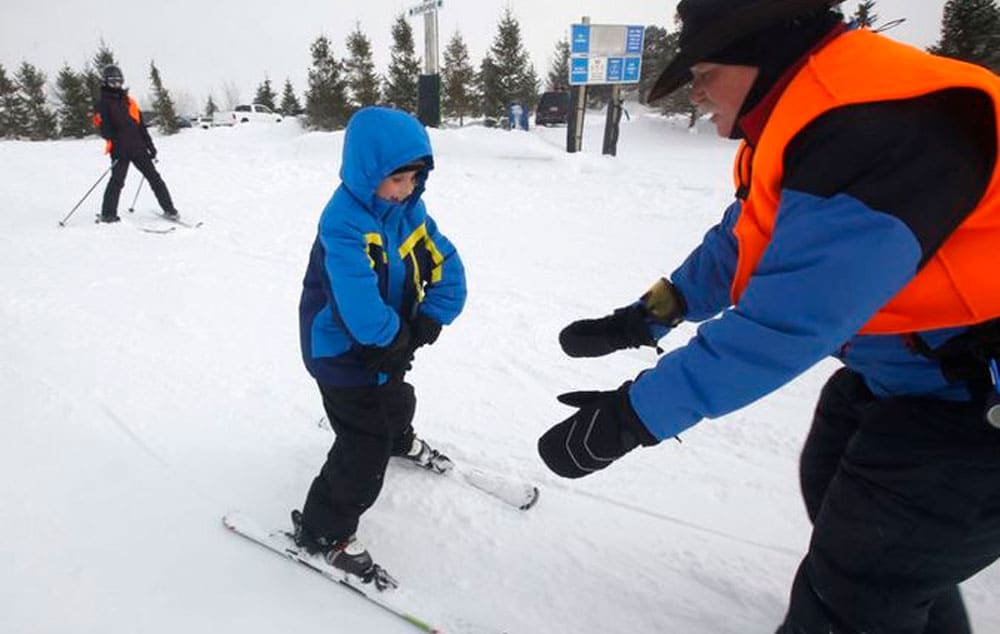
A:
[409,313,442,349]
[559,304,655,358]
[358,321,413,375]
[559,278,686,358]
[538,382,659,479]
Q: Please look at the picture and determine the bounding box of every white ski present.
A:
[453,465,539,511]
[222,511,508,634]
[223,511,444,632]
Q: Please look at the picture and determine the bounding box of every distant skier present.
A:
[93,64,180,223]
[294,107,467,589]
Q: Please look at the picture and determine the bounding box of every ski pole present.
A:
[127,176,145,213]
[58,160,117,227]
[986,357,1000,429]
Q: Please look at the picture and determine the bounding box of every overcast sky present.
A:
[2,0,947,114]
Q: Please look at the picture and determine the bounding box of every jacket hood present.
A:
[340,107,434,209]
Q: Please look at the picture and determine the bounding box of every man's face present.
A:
[376,170,419,203]
[689,62,759,137]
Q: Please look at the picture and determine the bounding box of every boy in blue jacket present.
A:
[293,107,466,589]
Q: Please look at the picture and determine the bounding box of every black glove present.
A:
[147,145,157,160]
[559,279,686,358]
[358,321,413,376]
[110,142,121,161]
[409,313,442,349]
[538,382,659,479]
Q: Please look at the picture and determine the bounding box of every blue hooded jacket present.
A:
[299,108,467,386]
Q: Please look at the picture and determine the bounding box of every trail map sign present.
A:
[569,24,644,85]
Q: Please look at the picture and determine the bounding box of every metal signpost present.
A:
[566,22,645,155]
[408,0,443,127]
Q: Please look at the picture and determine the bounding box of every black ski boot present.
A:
[290,510,397,591]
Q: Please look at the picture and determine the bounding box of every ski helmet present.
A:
[102,65,124,89]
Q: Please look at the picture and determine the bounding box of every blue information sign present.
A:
[625,26,644,54]
[606,58,624,82]
[568,23,644,85]
[623,57,641,82]
[571,25,590,54]
[570,58,589,84]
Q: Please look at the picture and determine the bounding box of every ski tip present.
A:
[221,511,247,530]
[519,487,540,511]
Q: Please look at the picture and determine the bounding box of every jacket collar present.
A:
[737,22,849,144]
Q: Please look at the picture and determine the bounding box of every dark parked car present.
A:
[534,91,570,126]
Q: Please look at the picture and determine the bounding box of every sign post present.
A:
[408,0,443,127]
[567,22,645,156]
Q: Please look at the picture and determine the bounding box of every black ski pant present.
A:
[301,380,417,543]
[101,153,175,218]
[778,368,1000,633]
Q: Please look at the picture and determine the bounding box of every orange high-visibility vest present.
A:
[730,29,1000,334]
[92,96,141,155]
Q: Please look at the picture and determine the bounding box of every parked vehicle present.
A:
[192,115,213,129]
[213,104,283,126]
[534,91,571,126]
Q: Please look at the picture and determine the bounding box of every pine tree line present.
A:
[0,41,186,140]
[5,2,997,138]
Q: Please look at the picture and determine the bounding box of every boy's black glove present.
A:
[147,144,157,160]
[359,321,413,376]
[538,382,659,479]
[409,313,442,349]
[558,278,686,358]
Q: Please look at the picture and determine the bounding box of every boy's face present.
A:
[376,170,420,203]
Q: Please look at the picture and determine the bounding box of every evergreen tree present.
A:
[852,1,879,27]
[486,9,539,115]
[639,26,673,104]
[55,64,93,138]
[16,62,58,140]
[305,35,350,130]
[0,63,29,138]
[929,0,1000,73]
[254,78,278,110]
[476,54,503,121]
[345,26,381,110]
[441,30,477,125]
[86,41,118,103]
[385,15,421,112]
[149,60,180,134]
[279,79,303,116]
[205,95,218,117]
[546,38,570,91]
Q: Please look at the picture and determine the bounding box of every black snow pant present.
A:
[778,368,1000,633]
[101,153,175,219]
[300,380,417,543]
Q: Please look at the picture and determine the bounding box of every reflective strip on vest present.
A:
[730,29,1000,334]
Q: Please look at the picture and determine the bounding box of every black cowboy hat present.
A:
[647,0,845,103]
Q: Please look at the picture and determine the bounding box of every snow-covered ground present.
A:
[2,109,998,634]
